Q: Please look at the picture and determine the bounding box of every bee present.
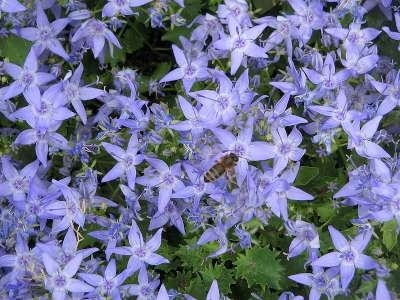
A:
[204,153,239,183]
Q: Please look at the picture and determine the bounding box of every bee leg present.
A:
[226,169,236,190]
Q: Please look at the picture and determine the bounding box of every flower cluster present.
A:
[0,0,399,299]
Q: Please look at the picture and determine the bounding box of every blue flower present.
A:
[71,18,122,60]
[212,119,275,185]
[60,63,105,124]
[0,48,55,101]
[123,266,160,299]
[136,159,184,212]
[112,220,169,273]
[159,44,209,93]
[16,3,70,60]
[312,226,377,290]
[79,259,130,299]
[289,267,341,300]
[213,20,267,75]
[0,157,40,204]
[342,116,390,159]
[101,133,144,189]
[42,252,94,299]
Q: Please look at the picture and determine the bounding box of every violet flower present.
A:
[312,226,377,290]
[112,220,169,273]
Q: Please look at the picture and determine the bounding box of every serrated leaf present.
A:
[382,220,398,251]
[0,35,32,65]
[187,276,212,299]
[152,62,171,80]
[234,247,284,289]
[294,166,319,186]
[122,23,146,53]
[199,265,234,296]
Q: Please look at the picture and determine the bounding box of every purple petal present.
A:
[36,139,49,166]
[158,187,172,212]
[288,273,313,286]
[312,252,341,267]
[102,163,124,183]
[42,252,59,274]
[71,99,87,124]
[286,186,313,200]
[172,45,187,67]
[146,228,163,251]
[355,254,376,270]
[340,263,355,289]
[328,226,348,251]
[361,116,381,139]
[230,49,244,75]
[79,87,104,100]
[102,143,125,161]
[68,278,94,293]
[159,68,184,83]
[377,97,397,115]
[303,68,323,84]
[247,142,275,161]
[144,253,169,265]
[363,141,390,159]
[15,129,37,145]
[213,128,235,148]
[1,157,18,179]
[206,280,220,300]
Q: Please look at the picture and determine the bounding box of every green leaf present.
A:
[122,23,147,53]
[252,0,276,14]
[0,35,32,65]
[294,166,319,186]
[382,220,398,251]
[162,27,191,44]
[234,247,284,289]
[199,265,235,296]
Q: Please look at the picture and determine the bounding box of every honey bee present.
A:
[204,153,239,183]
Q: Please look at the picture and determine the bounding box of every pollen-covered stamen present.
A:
[233,38,246,49]
[314,273,328,289]
[185,65,196,78]
[103,279,114,294]
[92,21,106,35]
[140,285,152,296]
[64,82,80,102]
[39,26,52,41]
[161,172,175,186]
[340,248,356,263]
[134,247,147,258]
[13,177,28,191]
[124,155,135,167]
[54,274,67,288]
[21,71,35,86]
[217,95,230,110]
[233,143,246,157]
[278,143,292,155]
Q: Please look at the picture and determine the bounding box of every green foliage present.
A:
[294,166,319,186]
[234,247,284,290]
[382,220,398,251]
[0,35,32,64]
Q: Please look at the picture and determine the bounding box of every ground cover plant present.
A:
[0,0,400,299]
